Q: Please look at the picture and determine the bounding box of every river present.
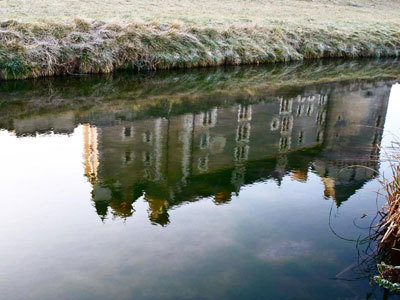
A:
[1,59,400,299]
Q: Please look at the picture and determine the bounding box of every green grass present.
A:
[1,0,400,79]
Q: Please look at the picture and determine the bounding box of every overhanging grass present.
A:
[1,59,399,122]
[1,19,400,80]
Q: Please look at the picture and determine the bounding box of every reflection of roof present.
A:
[313,160,379,205]
[292,170,308,182]
[146,196,169,226]
[321,177,335,199]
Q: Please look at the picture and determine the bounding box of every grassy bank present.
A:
[1,0,400,80]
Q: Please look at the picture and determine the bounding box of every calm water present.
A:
[1,60,400,299]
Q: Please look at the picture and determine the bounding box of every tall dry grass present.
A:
[1,19,400,80]
[378,142,400,251]
[373,144,400,292]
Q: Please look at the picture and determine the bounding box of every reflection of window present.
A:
[200,132,209,149]
[306,104,313,117]
[316,130,323,143]
[297,95,305,103]
[142,151,152,165]
[297,104,303,116]
[318,94,328,106]
[122,126,134,139]
[198,156,208,172]
[234,145,249,162]
[318,95,324,106]
[316,110,326,125]
[203,111,212,126]
[124,150,134,164]
[201,109,217,127]
[270,118,280,131]
[142,131,152,143]
[298,131,304,144]
[236,123,251,142]
[281,116,292,133]
[375,115,382,127]
[280,98,292,114]
[279,137,291,151]
[237,104,252,121]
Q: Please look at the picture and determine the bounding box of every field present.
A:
[2,0,400,27]
[1,0,400,80]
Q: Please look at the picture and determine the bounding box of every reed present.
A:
[378,165,400,250]
[374,145,400,291]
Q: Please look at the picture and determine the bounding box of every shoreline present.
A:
[1,19,400,80]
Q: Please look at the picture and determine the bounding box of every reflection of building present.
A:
[79,82,390,224]
[2,78,391,224]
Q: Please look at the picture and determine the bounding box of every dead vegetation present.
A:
[373,143,400,292]
[378,163,400,250]
[1,18,400,80]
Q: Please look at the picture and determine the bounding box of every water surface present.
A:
[1,60,400,299]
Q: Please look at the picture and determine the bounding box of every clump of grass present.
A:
[1,20,400,80]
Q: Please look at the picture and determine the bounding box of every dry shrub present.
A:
[379,164,400,250]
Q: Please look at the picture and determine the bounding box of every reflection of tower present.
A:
[321,177,336,199]
[83,124,99,185]
[146,195,169,226]
[313,83,391,205]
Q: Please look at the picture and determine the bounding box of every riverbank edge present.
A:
[1,19,400,80]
